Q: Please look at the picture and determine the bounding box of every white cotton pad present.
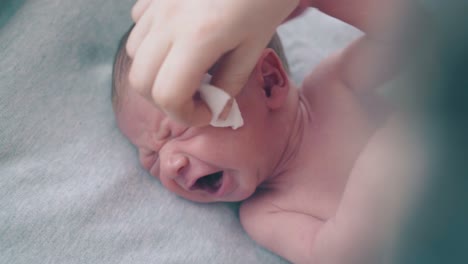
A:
[199,84,244,130]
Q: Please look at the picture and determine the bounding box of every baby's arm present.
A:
[240,195,324,264]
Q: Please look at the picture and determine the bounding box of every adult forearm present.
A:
[309,0,407,39]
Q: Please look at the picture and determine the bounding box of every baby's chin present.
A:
[172,185,258,203]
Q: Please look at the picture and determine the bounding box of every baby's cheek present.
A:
[234,184,258,202]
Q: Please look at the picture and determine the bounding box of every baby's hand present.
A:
[126,0,301,127]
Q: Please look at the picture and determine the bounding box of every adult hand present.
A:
[126,0,301,126]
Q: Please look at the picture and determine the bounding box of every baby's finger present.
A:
[129,29,171,96]
[127,3,156,58]
[152,42,223,126]
[131,0,153,22]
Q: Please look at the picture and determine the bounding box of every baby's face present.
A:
[116,79,280,203]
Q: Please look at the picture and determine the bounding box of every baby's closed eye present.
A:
[156,119,190,142]
[155,125,171,141]
[138,148,159,171]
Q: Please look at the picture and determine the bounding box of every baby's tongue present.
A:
[193,171,224,193]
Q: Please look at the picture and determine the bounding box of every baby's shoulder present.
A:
[242,174,326,216]
[299,53,357,110]
[240,188,287,216]
[240,183,329,231]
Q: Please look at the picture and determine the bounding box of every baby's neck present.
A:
[266,91,309,182]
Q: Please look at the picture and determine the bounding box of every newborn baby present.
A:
[113,27,295,204]
[112,6,412,263]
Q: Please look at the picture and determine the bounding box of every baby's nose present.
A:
[165,154,189,179]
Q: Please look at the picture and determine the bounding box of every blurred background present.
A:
[394,0,468,263]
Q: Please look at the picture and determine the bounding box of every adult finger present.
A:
[128,29,171,96]
[152,42,223,126]
[211,39,269,97]
[131,0,153,22]
[126,7,154,58]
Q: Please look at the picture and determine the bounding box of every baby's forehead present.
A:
[117,88,165,140]
[123,85,160,114]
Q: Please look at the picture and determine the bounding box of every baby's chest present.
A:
[276,92,380,219]
[271,163,348,220]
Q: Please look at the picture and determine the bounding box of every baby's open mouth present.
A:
[190,171,224,193]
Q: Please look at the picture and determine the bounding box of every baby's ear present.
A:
[256,49,290,110]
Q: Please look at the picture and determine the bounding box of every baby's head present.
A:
[112,26,297,203]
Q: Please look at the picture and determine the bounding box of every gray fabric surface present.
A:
[0,1,359,263]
